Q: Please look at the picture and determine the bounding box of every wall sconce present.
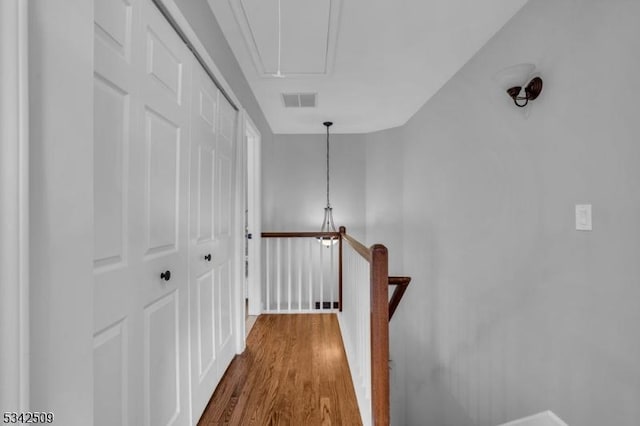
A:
[494,63,543,107]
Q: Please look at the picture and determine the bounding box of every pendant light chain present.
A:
[320,121,336,239]
[326,122,330,208]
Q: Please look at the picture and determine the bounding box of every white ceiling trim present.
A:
[228,0,342,78]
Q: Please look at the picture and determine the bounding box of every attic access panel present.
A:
[232,0,340,76]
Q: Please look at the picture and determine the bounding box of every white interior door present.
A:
[136,2,191,425]
[188,60,238,420]
[93,0,192,425]
[93,0,141,424]
[188,61,220,418]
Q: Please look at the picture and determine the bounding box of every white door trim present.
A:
[234,109,248,353]
[244,114,262,316]
[0,0,30,413]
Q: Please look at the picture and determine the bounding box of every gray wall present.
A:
[364,127,404,273]
[262,133,367,241]
[363,0,640,424]
[363,126,406,425]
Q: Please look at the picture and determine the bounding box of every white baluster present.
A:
[287,238,292,312]
[297,238,302,311]
[265,239,270,312]
[307,238,312,311]
[319,240,324,311]
[330,241,334,309]
[276,238,281,312]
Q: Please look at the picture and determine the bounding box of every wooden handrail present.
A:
[388,276,411,321]
[261,231,340,238]
[340,230,371,262]
[388,276,411,286]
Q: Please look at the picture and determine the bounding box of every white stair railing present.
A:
[261,228,395,426]
[339,228,390,426]
[339,238,373,426]
[261,232,339,313]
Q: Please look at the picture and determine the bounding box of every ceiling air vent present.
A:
[282,93,317,108]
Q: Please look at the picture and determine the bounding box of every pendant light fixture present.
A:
[319,121,337,246]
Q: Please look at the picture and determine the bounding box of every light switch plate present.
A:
[575,204,592,231]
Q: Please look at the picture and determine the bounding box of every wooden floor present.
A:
[197,314,362,426]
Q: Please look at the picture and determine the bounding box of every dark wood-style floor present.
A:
[197,314,362,426]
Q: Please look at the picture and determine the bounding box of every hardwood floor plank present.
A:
[197,314,362,426]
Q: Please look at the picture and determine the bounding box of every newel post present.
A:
[370,244,389,425]
[339,226,345,312]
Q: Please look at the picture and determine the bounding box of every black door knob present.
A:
[160,270,171,281]
[204,254,212,262]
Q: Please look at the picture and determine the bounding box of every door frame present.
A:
[0,0,30,414]
[244,114,262,316]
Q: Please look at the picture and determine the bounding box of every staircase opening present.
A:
[203,226,411,426]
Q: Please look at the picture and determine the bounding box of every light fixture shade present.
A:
[320,206,338,246]
[493,63,536,91]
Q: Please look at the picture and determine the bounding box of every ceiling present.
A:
[208,0,528,134]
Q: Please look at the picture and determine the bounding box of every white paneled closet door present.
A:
[93,0,192,425]
[188,62,218,419]
[93,0,141,424]
[188,61,238,420]
[136,1,192,425]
